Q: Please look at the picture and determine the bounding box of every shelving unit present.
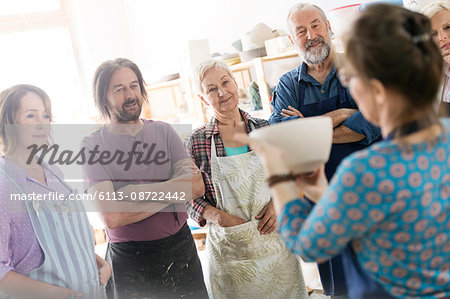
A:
[142,79,184,123]
[231,50,300,119]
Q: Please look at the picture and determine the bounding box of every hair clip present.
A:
[411,33,431,44]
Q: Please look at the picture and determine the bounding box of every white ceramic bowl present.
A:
[250,116,332,174]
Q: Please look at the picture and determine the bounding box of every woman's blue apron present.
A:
[0,165,106,299]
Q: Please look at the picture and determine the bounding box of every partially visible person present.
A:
[269,3,381,297]
[83,58,208,299]
[238,4,449,299]
[422,0,450,117]
[0,84,110,299]
[185,58,307,298]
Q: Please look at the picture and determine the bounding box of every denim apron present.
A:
[0,166,106,299]
[285,80,368,296]
[340,246,395,299]
[292,79,368,180]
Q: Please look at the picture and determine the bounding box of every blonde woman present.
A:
[0,84,110,299]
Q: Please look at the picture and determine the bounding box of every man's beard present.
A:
[303,37,330,65]
[113,98,142,122]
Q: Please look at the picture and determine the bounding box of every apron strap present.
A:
[211,134,218,160]
[296,71,348,111]
[336,79,348,104]
[1,161,103,298]
[44,165,74,193]
[0,162,76,217]
[210,118,256,160]
[0,161,73,193]
[0,165,39,216]
[297,82,306,109]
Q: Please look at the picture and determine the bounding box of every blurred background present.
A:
[1,0,416,127]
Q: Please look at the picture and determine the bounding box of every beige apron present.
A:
[205,132,307,299]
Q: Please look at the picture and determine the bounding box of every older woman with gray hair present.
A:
[422,0,450,116]
[184,59,307,298]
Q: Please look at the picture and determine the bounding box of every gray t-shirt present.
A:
[82,119,189,243]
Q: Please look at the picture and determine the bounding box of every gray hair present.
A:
[286,3,328,34]
[195,58,234,94]
[421,1,450,18]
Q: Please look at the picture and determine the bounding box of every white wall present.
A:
[1,0,387,121]
[67,0,134,85]
[67,0,380,84]
[122,0,361,81]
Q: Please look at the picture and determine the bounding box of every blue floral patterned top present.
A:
[278,119,450,298]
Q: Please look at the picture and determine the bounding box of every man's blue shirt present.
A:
[269,62,381,145]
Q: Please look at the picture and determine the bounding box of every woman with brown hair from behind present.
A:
[237,4,449,298]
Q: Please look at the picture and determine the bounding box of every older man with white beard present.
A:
[269,3,381,299]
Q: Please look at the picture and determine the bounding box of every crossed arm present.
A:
[281,106,366,143]
[87,158,205,229]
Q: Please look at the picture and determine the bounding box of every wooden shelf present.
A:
[230,50,300,119]
[142,79,185,122]
[147,78,181,91]
[261,50,298,62]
